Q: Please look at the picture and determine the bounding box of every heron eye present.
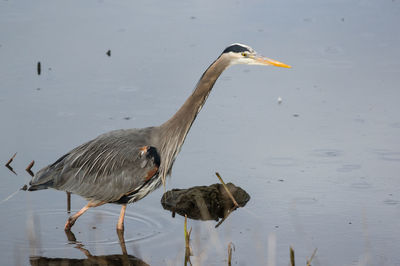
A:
[242,52,247,57]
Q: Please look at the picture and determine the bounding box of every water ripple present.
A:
[350,181,372,189]
[7,206,171,252]
[337,164,361,172]
[373,149,400,162]
[265,157,297,167]
[383,199,400,205]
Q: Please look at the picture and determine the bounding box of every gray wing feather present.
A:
[30,128,160,203]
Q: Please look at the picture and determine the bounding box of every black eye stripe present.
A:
[223,44,251,54]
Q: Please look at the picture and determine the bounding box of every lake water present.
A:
[1,0,399,265]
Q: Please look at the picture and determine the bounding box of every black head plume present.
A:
[222,43,253,54]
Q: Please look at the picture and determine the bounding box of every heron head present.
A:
[222,43,291,68]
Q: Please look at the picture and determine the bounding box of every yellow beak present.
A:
[254,56,292,68]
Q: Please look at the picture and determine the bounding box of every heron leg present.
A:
[117,204,127,231]
[116,226,128,255]
[64,201,105,231]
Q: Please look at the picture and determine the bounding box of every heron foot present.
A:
[62,201,104,231]
[64,217,76,231]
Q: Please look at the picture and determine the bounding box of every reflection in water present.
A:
[311,149,343,158]
[5,164,17,175]
[373,149,400,162]
[5,152,17,175]
[30,230,149,266]
[66,192,71,213]
[161,183,250,225]
[184,215,192,266]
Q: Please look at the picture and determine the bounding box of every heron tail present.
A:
[28,180,53,191]
[28,165,55,191]
[28,153,69,191]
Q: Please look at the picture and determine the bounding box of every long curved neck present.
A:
[162,55,231,135]
[157,54,231,180]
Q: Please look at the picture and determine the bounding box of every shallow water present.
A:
[1,0,400,265]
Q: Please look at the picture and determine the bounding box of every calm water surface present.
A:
[1,0,399,265]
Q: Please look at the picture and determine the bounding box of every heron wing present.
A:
[33,129,161,203]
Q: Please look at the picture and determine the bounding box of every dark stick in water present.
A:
[228,242,235,266]
[37,62,41,75]
[5,152,17,167]
[290,246,295,266]
[5,153,17,175]
[215,172,239,208]
[26,160,35,177]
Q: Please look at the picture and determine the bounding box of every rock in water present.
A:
[161,183,250,221]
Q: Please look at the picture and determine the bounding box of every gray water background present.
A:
[0,0,399,265]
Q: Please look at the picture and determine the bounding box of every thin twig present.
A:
[26,160,35,177]
[215,207,234,228]
[228,242,235,266]
[290,246,295,266]
[306,248,318,266]
[25,160,34,171]
[5,152,17,167]
[184,214,192,249]
[26,169,34,177]
[184,214,192,266]
[215,172,239,208]
[5,153,17,175]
